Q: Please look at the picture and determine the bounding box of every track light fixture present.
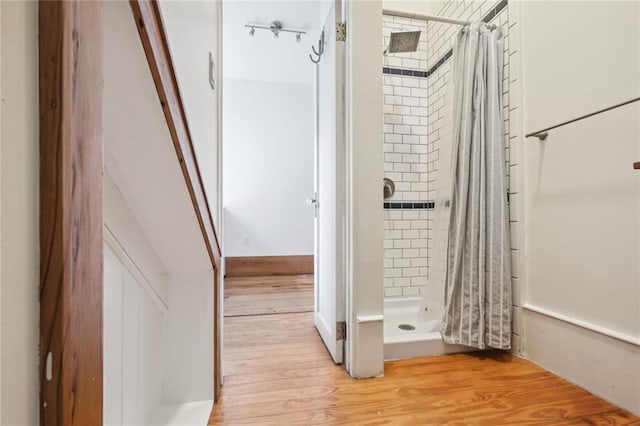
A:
[244,21,307,43]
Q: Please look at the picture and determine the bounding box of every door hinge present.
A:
[336,22,346,42]
[336,321,347,340]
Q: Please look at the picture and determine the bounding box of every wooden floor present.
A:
[211,275,639,425]
[224,275,313,316]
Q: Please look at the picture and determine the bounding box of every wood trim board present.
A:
[226,256,314,277]
[39,1,104,424]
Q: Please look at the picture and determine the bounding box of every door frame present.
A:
[38,1,223,423]
[342,0,385,378]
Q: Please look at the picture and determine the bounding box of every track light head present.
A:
[270,20,282,39]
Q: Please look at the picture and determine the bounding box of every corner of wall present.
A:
[505,0,525,357]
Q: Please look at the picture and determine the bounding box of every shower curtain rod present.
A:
[383,9,470,26]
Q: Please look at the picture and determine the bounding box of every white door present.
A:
[311,2,345,364]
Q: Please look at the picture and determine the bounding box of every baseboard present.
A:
[522,308,640,415]
[150,400,213,425]
[225,255,313,277]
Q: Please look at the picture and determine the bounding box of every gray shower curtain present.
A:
[441,22,512,350]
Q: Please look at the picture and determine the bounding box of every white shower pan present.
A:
[384,297,473,360]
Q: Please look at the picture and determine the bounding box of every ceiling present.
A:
[222,0,326,84]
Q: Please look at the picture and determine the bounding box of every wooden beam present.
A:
[39,1,104,424]
[226,256,315,278]
[129,0,222,402]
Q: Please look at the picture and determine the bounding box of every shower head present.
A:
[384,31,421,55]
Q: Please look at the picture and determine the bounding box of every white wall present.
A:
[162,270,213,405]
[0,1,39,424]
[518,0,640,415]
[222,78,314,257]
[160,0,223,230]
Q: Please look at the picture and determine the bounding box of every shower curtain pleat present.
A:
[441,23,512,350]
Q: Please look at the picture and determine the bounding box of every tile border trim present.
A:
[384,201,435,210]
[383,67,429,78]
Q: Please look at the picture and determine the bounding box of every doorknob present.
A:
[307,196,318,218]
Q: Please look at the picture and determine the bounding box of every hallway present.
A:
[209,275,639,425]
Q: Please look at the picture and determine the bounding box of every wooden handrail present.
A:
[129,0,222,270]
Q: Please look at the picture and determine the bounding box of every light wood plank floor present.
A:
[212,275,639,425]
[224,275,313,316]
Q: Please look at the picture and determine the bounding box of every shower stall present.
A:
[381,1,513,360]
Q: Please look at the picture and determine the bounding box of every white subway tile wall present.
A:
[383,15,435,297]
[383,208,432,296]
[382,0,523,352]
